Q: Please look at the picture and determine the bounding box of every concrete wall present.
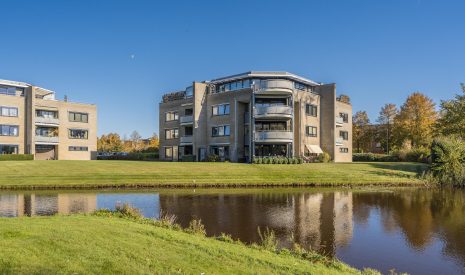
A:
[318,84,337,160]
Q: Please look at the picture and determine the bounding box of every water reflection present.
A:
[0,189,464,275]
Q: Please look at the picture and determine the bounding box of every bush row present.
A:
[0,154,34,161]
[98,152,159,161]
[353,147,431,163]
[352,153,400,162]
[253,157,303,164]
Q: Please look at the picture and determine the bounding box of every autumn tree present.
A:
[393,92,437,148]
[436,84,465,139]
[146,133,159,152]
[97,133,123,152]
[130,130,143,152]
[352,111,371,153]
[377,104,398,154]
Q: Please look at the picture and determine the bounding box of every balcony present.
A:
[254,131,293,143]
[254,106,292,119]
[35,116,60,125]
[336,137,344,146]
[35,135,59,144]
[180,115,193,125]
[255,80,294,95]
[180,135,193,144]
[336,116,344,126]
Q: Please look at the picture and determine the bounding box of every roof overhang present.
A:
[210,71,321,86]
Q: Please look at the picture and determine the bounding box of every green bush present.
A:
[98,153,158,161]
[352,153,399,162]
[0,154,34,161]
[316,152,331,163]
[205,154,220,162]
[187,219,206,236]
[181,155,196,162]
[431,136,465,187]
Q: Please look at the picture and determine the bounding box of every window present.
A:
[340,131,349,140]
[165,128,179,139]
[216,79,252,93]
[340,147,349,153]
[0,125,19,136]
[294,82,306,90]
[212,125,230,137]
[69,146,88,151]
[0,144,18,154]
[212,104,230,116]
[69,112,88,123]
[306,104,318,117]
[255,122,287,131]
[210,146,230,159]
[36,110,58,118]
[165,111,179,122]
[36,127,58,137]
[0,106,18,117]
[165,147,173,159]
[184,108,193,116]
[339,112,349,123]
[0,86,17,96]
[69,129,88,139]
[184,126,193,136]
[306,126,317,137]
[185,86,193,98]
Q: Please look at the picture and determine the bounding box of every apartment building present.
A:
[0,79,97,160]
[159,71,352,162]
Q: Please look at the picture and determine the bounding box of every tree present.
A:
[377,104,398,154]
[147,133,159,152]
[130,130,143,152]
[97,133,123,152]
[393,92,437,148]
[352,111,371,153]
[436,84,465,139]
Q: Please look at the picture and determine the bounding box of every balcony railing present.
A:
[180,136,193,144]
[255,80,294,94]
[254,131,293,143]
[336,137,344,146]
[180,115,193,124]
[336,116,344,126]
[254,105,292,118]
[35,116,60,125]
[35,136,59,143]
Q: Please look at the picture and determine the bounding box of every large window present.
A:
[306,126,317,137]
[294,82,307,90]
[0,86,17,96]
[69,112,88,123]
[165,111,179,122]
[165,128,179,139]
[184,108,193,116]
[0,125,19,136]
[212,104,230,116]
[210,146,230,159]
[212,125,230,137]
[69,129,88,139]
[216,79,251,93]
[0,144,18,154]
[255,122,287,131]
[36,110,58,118]
[184,126,193,136]
[339,112,349,123]
[340,131,349,140]
[69,146,88,151]
[0,106,18,117]
[36,127,58,137]
[306,104,318,117]
[164,146,178,159]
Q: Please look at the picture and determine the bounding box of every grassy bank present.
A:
[0,161,428,189]
[0,215,376,274]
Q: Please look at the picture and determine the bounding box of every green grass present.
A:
[0,215,375,274]
[0,161,428,189]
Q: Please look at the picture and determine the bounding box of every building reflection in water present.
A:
[159,191,354,255]
[0,193,97,217]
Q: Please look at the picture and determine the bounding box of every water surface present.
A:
[0,188,464,275]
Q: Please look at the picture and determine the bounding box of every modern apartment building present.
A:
[159,71,352,162]
[0,79,97,160]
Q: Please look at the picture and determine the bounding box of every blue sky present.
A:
[1,0,464,137]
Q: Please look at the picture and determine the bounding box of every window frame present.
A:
[68,129,89,139]
[306,104,318,117]
[0,106,18,117]
[0,144,19,154]
[212,104,230,116]
[0,125,19,136]
[165,111,179,122]
[339,131,349,140]
[164,128,179,140]
[211,125,230,137]
[68,111,89,123]
[69,146,89,151]
[305,126,318,137]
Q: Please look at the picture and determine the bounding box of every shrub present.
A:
[187,219,206,236]
[257,227,277,252]
[97,153,158,161]
[115,203,143,219]
[352,153,400,162]
[431,136,465,187]
[0,154,34,161]
[158,210,177,226]
[317,152,331,163]
[181,155,196,162]
[206,154,220,162]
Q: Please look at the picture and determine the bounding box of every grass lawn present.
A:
[0,161,428,189]
[0,215,376,274]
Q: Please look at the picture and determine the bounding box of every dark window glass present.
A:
[0,125,19,136]
[69,112,89,123]
[340,131,349,140]
[0,144,18,154]
[69,146,88,151]
[306,126,317,137]
[306,104,318,117]
[68,129,88,139]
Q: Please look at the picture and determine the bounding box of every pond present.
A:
[0,188,464,275]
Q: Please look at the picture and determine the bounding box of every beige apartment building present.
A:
[0,79,97,160]
[159,71,352,163]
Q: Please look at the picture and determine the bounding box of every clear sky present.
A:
[1,0,464,137]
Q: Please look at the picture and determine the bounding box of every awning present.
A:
[305,144,323,154]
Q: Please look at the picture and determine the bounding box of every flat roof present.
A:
[0,79,55,94]
[209,71,321,86]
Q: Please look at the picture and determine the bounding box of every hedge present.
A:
[352,153,400,162]
[98,153,159,161]
[0,154,34,161]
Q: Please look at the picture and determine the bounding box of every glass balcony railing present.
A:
[254,106,292,118]
[254,131,293,143]
[180,115,193,124]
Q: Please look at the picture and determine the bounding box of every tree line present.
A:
[97,131,159,153]
[353,84,465,154]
